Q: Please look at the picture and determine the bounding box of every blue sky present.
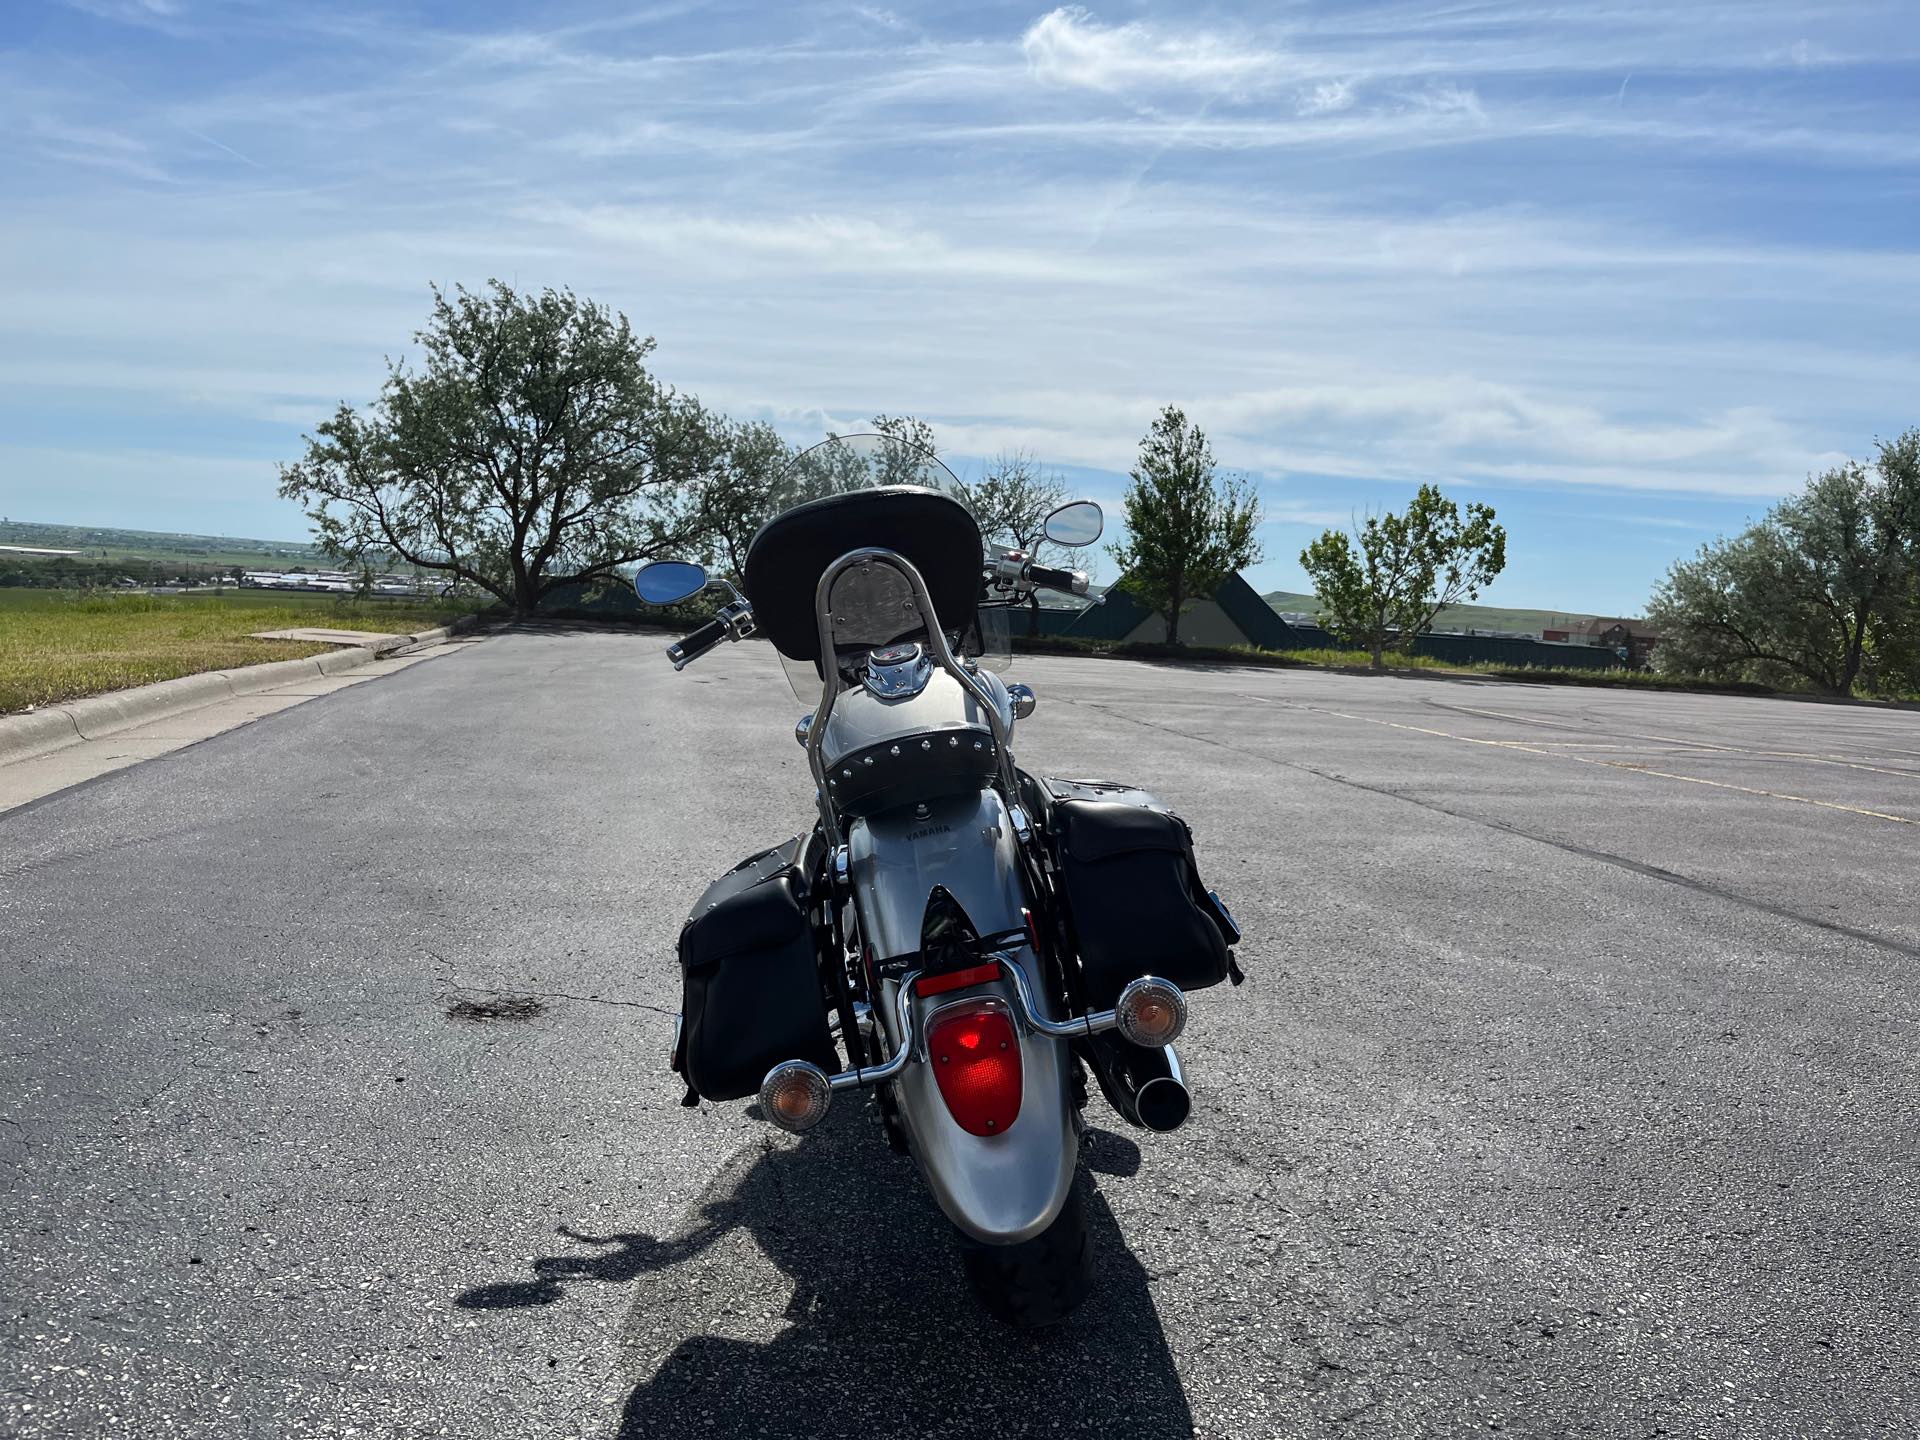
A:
[1,1,1916,614]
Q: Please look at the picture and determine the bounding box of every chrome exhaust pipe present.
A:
[1082,1033,1191,1133]
[1134,1043,1191,1133]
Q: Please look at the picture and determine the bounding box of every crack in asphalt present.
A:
[1057,696,1920,963]
[517,991,677,1017]
[420,946,674,1018]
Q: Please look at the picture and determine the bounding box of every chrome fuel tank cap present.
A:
[863,642,933,698]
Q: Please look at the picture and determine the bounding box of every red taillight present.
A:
[926,1002,1022,1137]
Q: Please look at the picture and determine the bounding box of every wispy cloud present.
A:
[1,0,1916,613]
[1297,79,1355,116]
[60,0,181,24]
[1021,7,1279,94]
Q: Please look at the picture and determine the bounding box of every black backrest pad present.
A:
[744,486,983,663]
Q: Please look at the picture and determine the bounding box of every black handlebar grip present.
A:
[667,616,729,668]
[1026,564,1089,596]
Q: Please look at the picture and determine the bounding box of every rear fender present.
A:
[884,971,1077,1244]
[849,790,1078,1244]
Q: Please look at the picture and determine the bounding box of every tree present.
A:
[1648,432,1920,696]
[1299,485,1507,671]
[279,281,725,616]
[657,419,793,581]
[956,451,1078,636]
[1107,407,1262,645]
[682,413,947,581]
[868,413,939,459]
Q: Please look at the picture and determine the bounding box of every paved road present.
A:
[3,630,1916,1438]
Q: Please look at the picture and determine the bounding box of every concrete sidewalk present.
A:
[0,628,482,813]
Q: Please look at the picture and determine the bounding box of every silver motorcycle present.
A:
[636,434,1243,1326]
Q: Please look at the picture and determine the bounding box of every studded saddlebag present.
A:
[1043,779,1241,1008]
[673,833,836,1102]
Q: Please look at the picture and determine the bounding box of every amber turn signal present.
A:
[1114,977,1188,1049]
[759,1060,833,1133]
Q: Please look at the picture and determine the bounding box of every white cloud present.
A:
[4,0,1918,591]
[1297,79,1355,116]
[1020,7,1278,93]
[61,0,181,21]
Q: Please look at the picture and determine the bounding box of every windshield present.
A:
[770,434,1012,701]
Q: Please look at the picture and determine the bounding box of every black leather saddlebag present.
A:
[1042,779,1240,1007]
[674,834,836,1102]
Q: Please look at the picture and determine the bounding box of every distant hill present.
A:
[0,519,325,568]
[1263,590,1600,636]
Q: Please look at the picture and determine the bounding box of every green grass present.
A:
[1476,665,1773,694]
[1011,633,1450,671]
[1268,645,1455,671]
[0,590,476,715]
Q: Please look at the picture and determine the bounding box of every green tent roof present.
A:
[1064,571,1301,649]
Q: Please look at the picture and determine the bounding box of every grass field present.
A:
[0,519,328,569]
[0,590,475,715]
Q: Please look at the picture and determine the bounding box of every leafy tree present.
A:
[957,451,1066,551]
[868,413,940,459]
[279,281,725,616]
[1107,407,1262,645]
[683,414,950,581]
[659,419,794,581]
[1298,484,1507,670]
[956,451,1079,636]
[1648,431,1920,695]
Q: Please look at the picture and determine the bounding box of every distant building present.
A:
[1540,617,1659,662]
[1063,571,1301,649]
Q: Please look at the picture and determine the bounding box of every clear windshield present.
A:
[773,433,1012,702]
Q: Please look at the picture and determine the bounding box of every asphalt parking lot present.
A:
[3,628,1917,1438]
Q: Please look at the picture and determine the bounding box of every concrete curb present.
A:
[0,616,479,770]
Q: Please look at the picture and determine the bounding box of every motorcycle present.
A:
[635,434,1244,1327]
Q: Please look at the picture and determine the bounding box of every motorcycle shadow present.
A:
[458,1113,1192,1439]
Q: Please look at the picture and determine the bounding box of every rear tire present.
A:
[960,1185,1094,1329]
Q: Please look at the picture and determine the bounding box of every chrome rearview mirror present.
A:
[1041,500,1103,548]
[633,560,710,606]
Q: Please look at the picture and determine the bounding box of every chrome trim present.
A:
[863,644,934,699]
[794,713,814,749]
[831,843,849,886]
[1133,1042,1191,1133]
[998,958,1189,1046]
[805,547,1022,846]
[1000,956,1100,1039]
[1162,1041,1184,1088]
[1008,804,1032,845]
[824,969,922,1092]
[1006,682,1037,720]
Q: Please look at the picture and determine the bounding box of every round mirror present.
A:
[633,560,709,606]
[1041,500,1103,548]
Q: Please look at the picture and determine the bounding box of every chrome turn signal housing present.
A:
[1114,976,1188,1049]
[759,1060,833,1133]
